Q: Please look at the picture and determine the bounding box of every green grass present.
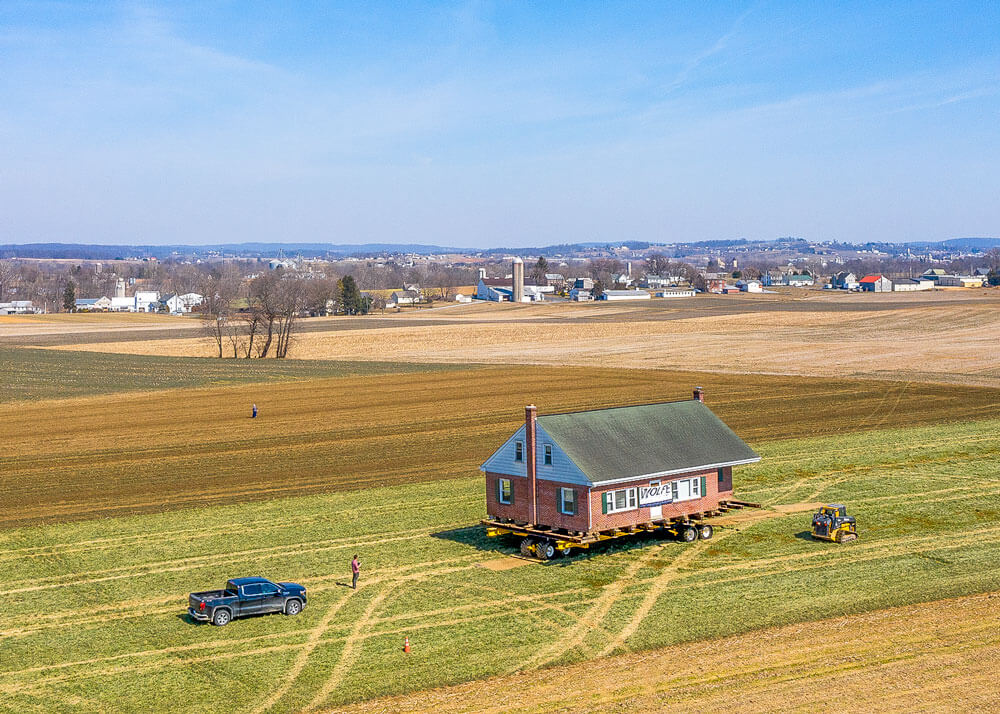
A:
[0,347,470,402]
[1,417,1000,711]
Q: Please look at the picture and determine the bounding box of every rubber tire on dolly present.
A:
[212,609,231,627]
[698,524,714,540]
[285,599,302,616]
[536,540,556,561]
[680,525,698,543]
[520,537,535,557]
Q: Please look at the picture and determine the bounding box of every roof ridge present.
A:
[537,398,700,419]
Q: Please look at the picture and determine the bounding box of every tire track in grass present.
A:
[1,584,590,685]
[0,555,482,639]
[0,598,593,698]
[595,528,740,658]
[302,587,392,713]
[250,587,355,714]
[516,541,670,672]
[0,561,485,695]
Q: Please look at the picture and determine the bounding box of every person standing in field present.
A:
[252,403,257,418]
[351,555,360,590]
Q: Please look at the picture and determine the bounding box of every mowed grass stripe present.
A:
[4,366,1000,528]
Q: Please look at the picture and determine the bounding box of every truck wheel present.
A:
[212,609,231,627]
[284,599,302,616]
[520,537,535,557]
[536,541,556,561]
[680,525,698,543]
[698,524,714,540]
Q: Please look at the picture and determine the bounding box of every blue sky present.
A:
[1,1,998,247]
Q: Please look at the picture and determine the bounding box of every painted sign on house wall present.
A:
[638,484,673,508]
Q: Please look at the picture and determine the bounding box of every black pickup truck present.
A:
[188,577,307,626]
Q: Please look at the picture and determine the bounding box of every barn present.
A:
[859,274,893,292]
[481,390,760,541]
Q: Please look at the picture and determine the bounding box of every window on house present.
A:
[544,444,552,465]
[498,478,513,504]
[718,468,725,485]
[605,487,638,514]
[669,476,706,503]
[514,441,523,462]
[559,487,577,515]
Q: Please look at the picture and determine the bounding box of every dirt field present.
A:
[4,361,1000,528]
[334,591,1000,714]
[24,291,1000,386]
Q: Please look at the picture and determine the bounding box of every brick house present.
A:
[481,390,760,535]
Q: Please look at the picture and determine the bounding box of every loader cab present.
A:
[820,504,847,519]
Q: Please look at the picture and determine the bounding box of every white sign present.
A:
[638,484,672,508]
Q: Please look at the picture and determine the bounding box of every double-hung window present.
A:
[514,441,524,462]
[604,487,638,514]
[544,444,553,465]
[498,478,513,505]
[670,476,705,503]
[559,487,577,515]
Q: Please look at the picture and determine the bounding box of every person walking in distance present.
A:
[351,555,360,590]
[251,403,257,419]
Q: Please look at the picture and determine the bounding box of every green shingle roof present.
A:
[537,400,759,485]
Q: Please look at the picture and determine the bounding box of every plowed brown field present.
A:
[4,366,1000,528]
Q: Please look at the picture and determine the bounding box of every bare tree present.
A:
[250,271,280,358]
[644,253,671,277]
[587,258,624,287]
[0,260,16,301]
[274,277,304,358]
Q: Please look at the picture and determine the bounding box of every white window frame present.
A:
[670,476,702,503]
[559,487,576,515]
[514,441,524,462]
[498,478,513,505]
[606,487,638,514]
[544,444,553,465]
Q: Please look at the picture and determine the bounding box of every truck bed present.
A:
[189,590,231,601]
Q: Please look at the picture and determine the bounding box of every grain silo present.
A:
[512,257,524,303]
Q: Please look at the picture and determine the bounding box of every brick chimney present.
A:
[525,404,538,525]
[693,387,705,403]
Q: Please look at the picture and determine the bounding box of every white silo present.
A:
[512,257,524,303]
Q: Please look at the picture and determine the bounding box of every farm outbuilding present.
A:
[481,391,760,538]
[859,275,893,292]
[599,289,650,301]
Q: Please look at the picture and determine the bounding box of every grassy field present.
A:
[340,591,1000,713]
[4,359,1000,527]
[0,347,468,402]
[1,417,999,711]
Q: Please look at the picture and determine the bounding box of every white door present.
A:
[650,505,662,519]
